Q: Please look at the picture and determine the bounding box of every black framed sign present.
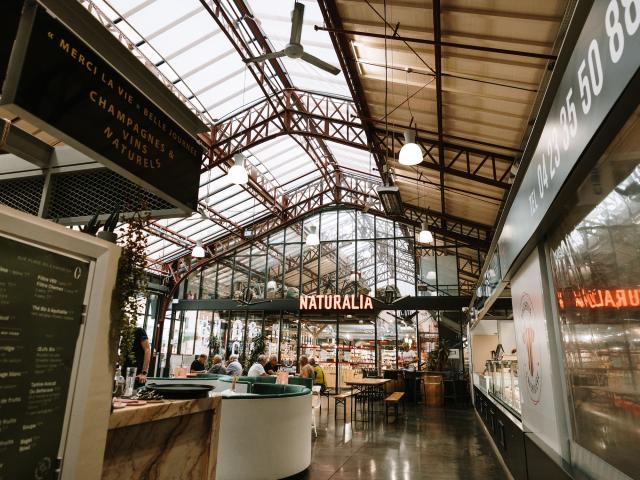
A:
[1,4,202,212]
[0,234,89,480]
[498,0,640,274]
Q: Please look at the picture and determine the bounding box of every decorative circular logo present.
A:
[520,293,542,405]
[34,457,51,480]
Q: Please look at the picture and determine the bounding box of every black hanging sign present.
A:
[0,235,89,480]
[1,4,202,212]
[498,0,640,274]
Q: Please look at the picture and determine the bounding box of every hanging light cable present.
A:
[399,69,422,166]
[227,67,249,186]
[416,167,433,244]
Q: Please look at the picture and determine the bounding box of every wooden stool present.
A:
[334,392,351,419]
[384,392,405,422]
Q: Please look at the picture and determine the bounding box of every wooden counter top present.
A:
[108,396,220,429]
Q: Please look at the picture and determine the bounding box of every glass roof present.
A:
[82,0,377,264]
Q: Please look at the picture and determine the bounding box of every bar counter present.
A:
[102,396,221,480]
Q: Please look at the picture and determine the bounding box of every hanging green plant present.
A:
[109,211,149,367]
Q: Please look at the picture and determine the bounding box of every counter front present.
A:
[102,396,221,480]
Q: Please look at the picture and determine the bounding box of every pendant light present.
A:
[419,222,433,244]
[192,240,205,258]
[305,225,319,246]
[227,153,248,185]
[399,130,422,166]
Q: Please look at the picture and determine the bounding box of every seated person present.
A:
[299,355,314,379]
[190,354,207,373]
[247,354,268,377]
[225,354,243,377]
[309,357,326,393]
[264,354,279,375]
[208,354,226,374]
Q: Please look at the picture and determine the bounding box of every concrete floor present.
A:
[290,399,509,480]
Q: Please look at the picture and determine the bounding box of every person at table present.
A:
[248,354,269,376]
[299,355,314,379]
[309,357,326,393]
[208,354,226,374]
[401,344,417,367]
[226,354,243,376]
[190,354,207,373]
[264,354,279,375]
[122,327,151,387]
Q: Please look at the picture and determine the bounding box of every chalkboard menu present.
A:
[0,235,89,480]
[1,4,202,212]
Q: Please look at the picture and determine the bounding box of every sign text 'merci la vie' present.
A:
[299,294,374,310]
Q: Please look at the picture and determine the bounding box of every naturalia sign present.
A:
[299,294,374,310]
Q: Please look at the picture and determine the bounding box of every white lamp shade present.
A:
[419,223,433,244]
[306,225,319,246]
[227,154,248,185]
[398,130,422,166]
[192,241,205,258]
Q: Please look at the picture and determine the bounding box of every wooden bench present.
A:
[384,392,405,422]
[334,392,352,420]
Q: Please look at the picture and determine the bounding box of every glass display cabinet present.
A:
[488,360,521,415]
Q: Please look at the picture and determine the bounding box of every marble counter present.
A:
[102,396,221,480]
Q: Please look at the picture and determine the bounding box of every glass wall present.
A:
[161,308,449,385]
[548,107,640,479]
[182,208,418,301]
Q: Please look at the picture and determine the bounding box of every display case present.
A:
[488,360,521,415]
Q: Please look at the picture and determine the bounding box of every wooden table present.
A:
[345,379,391,421]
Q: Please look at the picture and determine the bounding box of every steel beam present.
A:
[314,26,557,61]
[433,0,446,231]
[202,0,338,193]
[317,0,390,184]
[206,89,514,189]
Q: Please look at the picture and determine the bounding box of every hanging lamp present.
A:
[192,240,205,258]
[419,222,433,244]
[305,225,319,246]
[399,131,422,166]
[227,153,248,185]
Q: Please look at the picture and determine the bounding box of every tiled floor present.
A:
[290,399,509,480]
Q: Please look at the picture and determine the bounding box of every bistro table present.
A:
[345,378,390,421]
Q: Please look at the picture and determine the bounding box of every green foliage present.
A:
[243,334,266,373]
[115,212,148,365]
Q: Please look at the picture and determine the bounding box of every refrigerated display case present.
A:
[488,360,521,415]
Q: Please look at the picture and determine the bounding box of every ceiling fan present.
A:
[243,1,340,76]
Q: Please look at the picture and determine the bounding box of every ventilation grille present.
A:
[46,169,175,220]
[0,176,44,215]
